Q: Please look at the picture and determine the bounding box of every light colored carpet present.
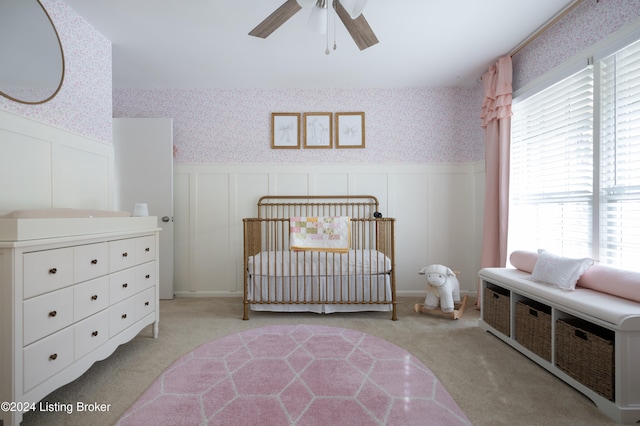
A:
[22,297,617,425]
[116,324,471,425]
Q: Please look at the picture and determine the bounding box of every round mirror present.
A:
[0,0,65,104]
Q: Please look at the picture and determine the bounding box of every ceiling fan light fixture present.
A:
[339,0,368,19]
[249,0,378,51]
[307,0,328,34]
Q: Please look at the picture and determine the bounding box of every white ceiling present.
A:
[61,0,576,89]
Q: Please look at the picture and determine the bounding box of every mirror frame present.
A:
[0,0,66,105]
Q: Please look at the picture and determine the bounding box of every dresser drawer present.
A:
[109,238,137,272]
[109,268,136,304]
[74,276,109,321]
[23,326,74,392]
[136,235,156,264]
[23,287,74,346]
[74,310,109,360]
[135,261,156,292]
[23,247,74,299]
[109,298,135,337]
[74,242,108,283]
[134,287,155,322]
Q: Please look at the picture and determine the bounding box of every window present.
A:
[510,37,640,271]
[599,39,640,269]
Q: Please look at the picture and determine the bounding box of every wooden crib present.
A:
[243,195,397,320]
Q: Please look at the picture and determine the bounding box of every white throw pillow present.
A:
[529,249,594,290]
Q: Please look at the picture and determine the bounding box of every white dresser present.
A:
[0,217,160,426]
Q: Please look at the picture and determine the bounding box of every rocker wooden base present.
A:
[413,295,469,320]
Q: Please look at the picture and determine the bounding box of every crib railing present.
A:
[257,195,382,220]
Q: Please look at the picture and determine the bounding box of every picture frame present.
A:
[271,113,301,149]
[335,112,365,148]
[303,112,333,149]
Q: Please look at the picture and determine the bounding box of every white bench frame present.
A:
[479,267,640,424]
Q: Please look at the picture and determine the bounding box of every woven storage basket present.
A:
[515,300,552,361]
[483,285,510,336]
[555,318,615,401]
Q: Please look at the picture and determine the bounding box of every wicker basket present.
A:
[515,300,552,361]
[483,285,510,336]
[555,318,615,401]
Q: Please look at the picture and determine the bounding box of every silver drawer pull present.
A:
[49,310,57,317]
[121,314,127,319]
[122,252,128,257]
[122,283,128,288]
[91,259,98,265]
[92,331,99,337]
[49,353,58,361]
[145,301,150,306]
[49,268,57,274]
[91,295,98,301]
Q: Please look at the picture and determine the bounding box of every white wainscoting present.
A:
[174,163,485,298]
[0,110,115,211]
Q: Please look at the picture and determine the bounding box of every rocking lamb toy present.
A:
[414,264,468,320]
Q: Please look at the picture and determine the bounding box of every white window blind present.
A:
[599,38,640,269]
[510,34,640,271]
[510,66,594,258]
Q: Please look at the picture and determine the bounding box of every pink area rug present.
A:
[117,325,471,425]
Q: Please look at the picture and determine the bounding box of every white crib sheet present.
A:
[247,249,391,277]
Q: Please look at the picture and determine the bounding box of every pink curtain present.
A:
[478,55,513,306]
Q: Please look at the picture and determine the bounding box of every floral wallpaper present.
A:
[513,0,640,92]
[0,0,112,142]
[2,0,636,158]
[113,86,485,164]
[113,0,639,165]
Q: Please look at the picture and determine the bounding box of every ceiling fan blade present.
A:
[333,0,379,50]
[249,0,302,39]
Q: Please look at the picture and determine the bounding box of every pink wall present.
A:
[0,0,112,143]
[513,0,640,91]
[113,86,485,164]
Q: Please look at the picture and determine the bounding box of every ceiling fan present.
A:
[249,0,379,51]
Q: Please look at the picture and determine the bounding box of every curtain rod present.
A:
[509,0,587,57]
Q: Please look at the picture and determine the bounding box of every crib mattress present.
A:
[247,249,391,277]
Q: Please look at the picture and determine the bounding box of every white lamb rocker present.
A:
[414,264,469,320]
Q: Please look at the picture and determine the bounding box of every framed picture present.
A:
[336,112,365,148]
[271,113,300,149]
[304,112,333,148]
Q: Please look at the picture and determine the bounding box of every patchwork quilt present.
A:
[290,216,350,253]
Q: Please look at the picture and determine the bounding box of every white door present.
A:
[113,118,174,299]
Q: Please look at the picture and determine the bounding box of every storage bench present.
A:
[479,267,640,424]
